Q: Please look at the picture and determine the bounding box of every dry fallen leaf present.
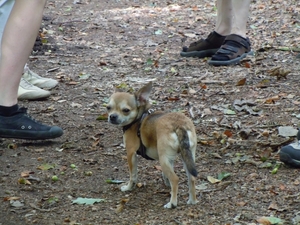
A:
[98,61,107,66]
[256,217,272,225]
[246,173,259,181]
[268,67,291,80]
[236,77,247,86]
[212,131,221,139]
[259,148,272,162]
[264,95,280,104]
[224,130,233,138]
[136,183,143,188]
[207,176,221,184]
[279,184,286,190]
[236,201,247,206]
[68,81,79,85]
[92,139,100,147]
[268,202,279,210]
[116,198,130,213]
[35,148,45,153]
[192,6,198,11]
[21,171,34,178]
[96,113,108,120]
[257,216,283,225]
[210,152,222,159]
[189,88,196,94]
[243,62,251,68]
[3,196,20,201]
[200,83,207,89]
[18,178,31,185]
[154,165,162,171]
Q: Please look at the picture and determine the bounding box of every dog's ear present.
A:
[135,82,152,106]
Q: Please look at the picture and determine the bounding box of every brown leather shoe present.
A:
[180,31,226,58]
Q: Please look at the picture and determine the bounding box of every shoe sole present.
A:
[180,49,219,58]
[30,81,58,89]
[0,128,63,140]
[208,51,254,66]
[279,151,300,168]
[18,95,50,100]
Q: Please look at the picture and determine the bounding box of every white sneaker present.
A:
[23,66,58,89]
[18,78,51,100]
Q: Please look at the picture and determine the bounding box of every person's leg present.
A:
[215,0,232,36]
[0,0,56,101]
[214,0,250,38]
[180,0,230,58]
[230,0,251,38]
[0,0,14,45]
[209,0,252,66]
[0,0,47,106]
[0,0,63,139]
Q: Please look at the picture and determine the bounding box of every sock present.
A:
[0,104,19,117]
[213,31,226,38]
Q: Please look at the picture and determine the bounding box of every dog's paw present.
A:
[163,202,177,209]
[187,199,198,205]
[121,184,133,192]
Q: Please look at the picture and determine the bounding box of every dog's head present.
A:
[106,82,152,127]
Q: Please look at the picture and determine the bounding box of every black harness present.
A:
[123,111,154,160]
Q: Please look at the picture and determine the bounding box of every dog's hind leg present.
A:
[162,160,174,187]
[183,163,198,205]
[121,152,137,191]
[159,156,178,209]
[183,144,198,205]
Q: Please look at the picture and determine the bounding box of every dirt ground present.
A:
[1,0,300,224]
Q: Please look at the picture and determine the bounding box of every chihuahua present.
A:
[106,82,198,209]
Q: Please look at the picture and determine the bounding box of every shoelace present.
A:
[13,107,38,123]
[20,78,35,88]
[24,68,42,80]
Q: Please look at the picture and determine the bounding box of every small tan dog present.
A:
[106,82,198,209]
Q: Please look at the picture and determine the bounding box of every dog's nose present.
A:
[109,114,118,122]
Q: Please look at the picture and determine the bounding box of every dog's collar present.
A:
[122,109,153,133]
[122,109,155,161]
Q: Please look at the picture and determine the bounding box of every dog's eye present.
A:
[106,106,111,111]
[122,108,130,113]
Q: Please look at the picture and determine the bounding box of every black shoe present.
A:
[279,130,300,167]
[208,34,252,66]
[180,31,226,58]
[0,107,63,140]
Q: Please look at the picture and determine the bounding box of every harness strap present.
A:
[123,110,154,160]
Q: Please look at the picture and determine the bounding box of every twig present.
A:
[173,219,183,225]
[189,106,195,119]
[47,67,60,73]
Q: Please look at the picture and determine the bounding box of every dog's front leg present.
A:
[121,151,137,191]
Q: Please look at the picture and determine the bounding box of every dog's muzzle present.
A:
[109,114,119,124]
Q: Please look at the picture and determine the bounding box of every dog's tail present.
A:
[176,127,198,177]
